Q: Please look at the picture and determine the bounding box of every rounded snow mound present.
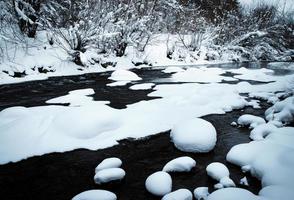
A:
[163,156,196,172]
[170,118,217,153]
[206,162,230,181]
[237,114,266,129]
[207,188,259,200]
[109,69,142,81]
[194,187,209,200]
[145,171,172,196]
[94,168,125,184]
[95,157,122,173]
[72,189,117,200]
[162,189,193,200]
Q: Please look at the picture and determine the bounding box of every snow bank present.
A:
[249,123,278,141]
[227,126,294,200]
[46,88,97,106]
[72,189,117,200]
[109,69,142,81]
[265,96,294,124]
[228,67,276,82]
[170,118,217,153]
[95,157,122,173]
[129,83,155,90]
[162,156,196,172]
[145,171,172,196]
[162,189,193,200]
[171,67,236,83]
[237,114,266,129]
[194,187,209,200]
[94,168,125,184]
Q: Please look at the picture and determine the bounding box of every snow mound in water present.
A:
[72,189,117,200]
[237,114,266,129]
[94,168,125,184]
[206,162,235,188]
[95,158,122,173]
[162,189,193,200]
[145,171,172,196]
[162,156,196,172]
[130,83,155,90]
[207,188,259,200]
[109,69,142,81]
[265,96,294,124]
[194,187,209,200]
[171,118,217,153]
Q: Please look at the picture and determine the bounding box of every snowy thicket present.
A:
[0,0,293,81]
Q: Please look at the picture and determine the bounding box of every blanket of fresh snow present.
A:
[226,126,294,200]
[109,69,142,81]
[145,171,172,196]
[0,67,294,164]
[94,168,125,184]
[162,156,196,172]
[237,114,266,129]
[194,187,209,200]
[72,189,117,200]
[129,83,155,90]
[162,189,193,200]
[95,158,122,173]
[170,118,217,153]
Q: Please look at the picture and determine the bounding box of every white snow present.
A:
[219,177,236,188]
[107,81,130,87]
[162,66,185,73]
[265,96,294,124]
[109,69,142,81]
[94,168,125,184]
[145,171,172,196]
[95,157,122,173]
[46,88,98,106]
[228,67,277,82]
[207,188,259,200]
[171,67,236,83]
[0,67,294,164]
[129,83,155,90]
[249,123,278,141]
[162,189,193,200]
[227,126,294,200]
[194,187,209,200]
[206,162,230,181]
[72,189,117,200]
[237,114,266,129]
[162,156,196,172]
[240,177,249,186]
[170,118,217,153]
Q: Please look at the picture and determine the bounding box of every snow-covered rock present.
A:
[94,168,125,184]
[72,190,117,200]
[219,177,235,188]
[240,177,249,186]
[207,188,259,200]
[109,69,142,81]
[145,171,172,196]
[129,83,155,90]
[162,189,193,200]
[95,157,122,173]
[162,156,196,172]
[265,96,294,124]
[206,162,230,181]
[170,118,217,153]
[249,123,278,141]
[237,114,266,129]
[194,187,209,200]
[107,81,130,87]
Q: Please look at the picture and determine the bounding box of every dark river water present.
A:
[0,62,293,200]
